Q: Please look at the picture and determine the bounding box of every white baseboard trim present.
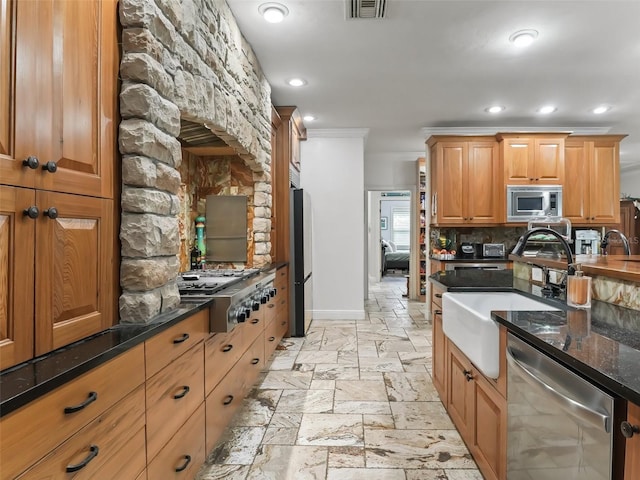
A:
[312,310,366,320]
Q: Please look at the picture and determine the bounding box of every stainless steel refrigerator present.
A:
[290,188,313,336]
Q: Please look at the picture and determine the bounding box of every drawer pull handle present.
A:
[251,358,260,365]
[435,293,443,298]
[281,321,286,326]
[621,421,640,438]
[173,386,190,399]
[173,333,190,344]
[268,304,275,309]
[66,445,99,472]
[251,319,260,325]
[434,310,442,315]
[175,454,192,473]
[222,344,233,352]
[64,391,98,414]
[268,336,276,342]
[223,395,234,405]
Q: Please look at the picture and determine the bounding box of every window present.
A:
[391,207,410,251]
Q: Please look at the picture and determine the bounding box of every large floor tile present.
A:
[297,413,364,446]
[390,401,455,430]
[327,467,407,480]
[276,389,334,413]
[246,445,328,480]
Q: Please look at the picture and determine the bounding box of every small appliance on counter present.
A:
[458,242,482,259]
[482,243,506,258]
[575,229,601,255]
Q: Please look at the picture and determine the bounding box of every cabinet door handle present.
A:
[175,454,192,473]
[64,391,98,414]
[173,385,190,399]
[43,207,58,219]
[435,293,443,298]
[251,358,260,365]
[434,310,442,315]
[42,161,58,173]
[463,369,474,382]
[222,344,233,352]
[66,445,99,472]
[223,395,234,405]
[281,321,286,326]
[23,206,39,219]
[173,333,189,344]
[22,156,39,169]
[621,421,640,438]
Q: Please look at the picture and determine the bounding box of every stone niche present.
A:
[118,0,273,323]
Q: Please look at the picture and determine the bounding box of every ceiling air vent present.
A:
[347,0,387,19]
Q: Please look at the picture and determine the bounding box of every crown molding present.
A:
[421,126,612,137]
[306,128,370,139]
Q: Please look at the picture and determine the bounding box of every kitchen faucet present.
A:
[601,229,631,255]
[511,227,576,276]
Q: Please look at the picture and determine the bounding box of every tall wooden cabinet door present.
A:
[533,138,564,184]
[563,142,588,223]
[447,341,474,442]
[429,143,438,224]
[624,402,640,479]
[589,140,620,223]
[503,138,533,184]
[473,374,506,480]
[431,307,447,403]
[466,141,500,223]
[0,186,34,369]
[13,0,117,199]
[437,142,466,224]
[34,191,113,355]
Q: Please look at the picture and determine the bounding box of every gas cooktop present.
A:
[177,268,261,296]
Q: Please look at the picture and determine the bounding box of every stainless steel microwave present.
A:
[506,185,562,222]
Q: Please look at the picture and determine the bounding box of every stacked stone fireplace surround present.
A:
[118,0,273,323]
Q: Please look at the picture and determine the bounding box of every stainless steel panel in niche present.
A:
[205,195,248,262]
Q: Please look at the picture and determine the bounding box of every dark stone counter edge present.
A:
[0,300,212,417]
[492,312,640,406]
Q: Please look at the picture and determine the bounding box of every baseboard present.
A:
[311,310,366,320]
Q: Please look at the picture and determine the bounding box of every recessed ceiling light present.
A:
[592,105,610,114]
[303,115,315,122]
[537,105,557,114]
[287,78,307,87]
[258,3,289,23]
[509,29,538,47]
[485,105,505,114]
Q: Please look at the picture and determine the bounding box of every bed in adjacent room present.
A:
[381,240,410,275]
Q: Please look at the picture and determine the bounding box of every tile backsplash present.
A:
[430,226,527,252]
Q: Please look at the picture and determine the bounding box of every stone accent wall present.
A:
[118,0,272,323]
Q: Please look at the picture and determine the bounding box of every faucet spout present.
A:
[601,229,631,255]
[511,227,575,275]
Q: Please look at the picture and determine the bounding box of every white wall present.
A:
[364,152,423,190]
[620,168,640,198]
[300,129,368,320]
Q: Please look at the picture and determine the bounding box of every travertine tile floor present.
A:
[196,276,482,480]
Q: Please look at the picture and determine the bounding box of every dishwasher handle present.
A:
[506,347,610,433]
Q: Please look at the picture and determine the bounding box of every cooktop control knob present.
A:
[260,294,268,304]
[236,308,246,323]
[252,301,260,311]
[244,307,252,318]
[270,288,277,298]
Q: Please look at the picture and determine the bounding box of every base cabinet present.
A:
[624,402,640,479]
[431,285,447,403]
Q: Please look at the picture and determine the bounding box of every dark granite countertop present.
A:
[429,256,511,262]
[429,270,640,405]
[0,300,212,417]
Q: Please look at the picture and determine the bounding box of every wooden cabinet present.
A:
[624,402,640,479]
[431,284,446,403]
[0,0,118,368]
[609,200,640,255]
[275,107,306,174]
[0,344,145,479]
[447,339,475,440]
[499,133,567,185]
[427,136,501,225]
[564,135,625,225]
[417,157,427,300]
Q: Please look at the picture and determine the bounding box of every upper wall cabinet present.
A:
[0,0,117,199]
[498,133,568,185]
[275,107,307,175]
[428,136,502,226]
[564,135,626,225]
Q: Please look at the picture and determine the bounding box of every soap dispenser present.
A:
[567,264,591,308]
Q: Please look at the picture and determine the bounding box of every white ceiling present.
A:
[226,0,640,170]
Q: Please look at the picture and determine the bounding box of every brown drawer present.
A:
[432,284,444,309]
[145,309,208,379]
[264,295,277,325]
[146,342,205,462]
[239,333,265,393]
[264,314,280,360]
[17,385,146,480]
[205,366,244,453]
[204,327,245,396]
[148,402,206,480]
[0,344,145,480]
[276,313,289,340]
[275,266,288,290]
[243,308,264,347]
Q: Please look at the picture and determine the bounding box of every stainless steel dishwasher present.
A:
[506,333,616,480]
